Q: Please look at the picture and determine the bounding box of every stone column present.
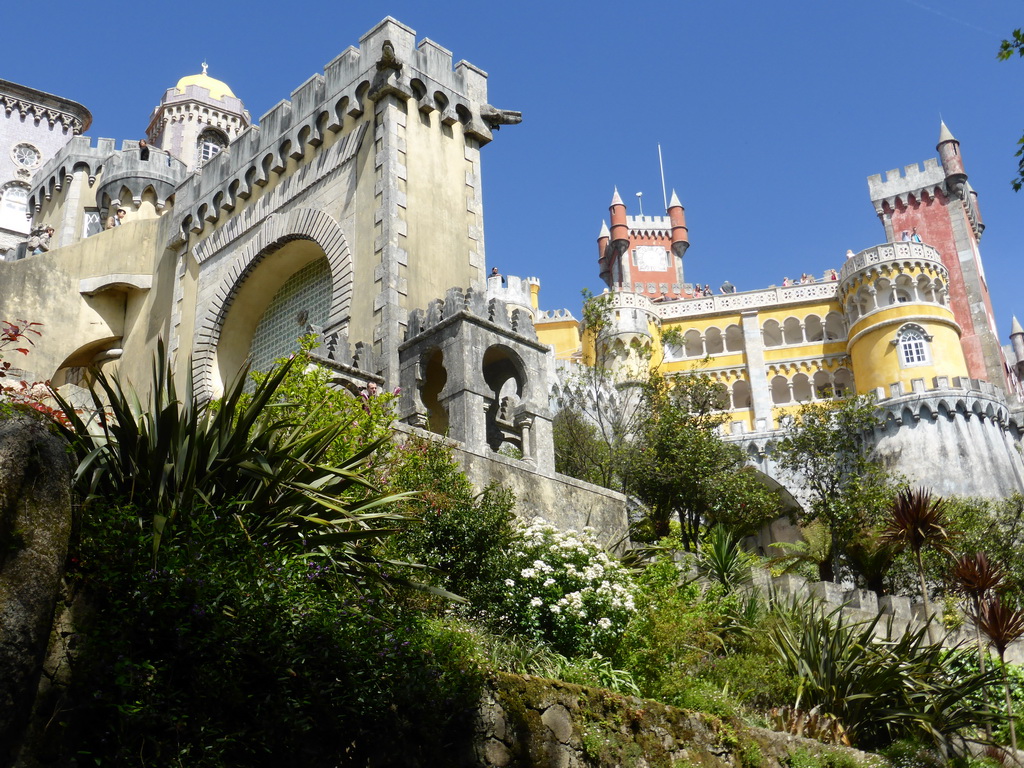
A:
[741,309,773,431]
[371,94,410,388]
[58,169,86,248]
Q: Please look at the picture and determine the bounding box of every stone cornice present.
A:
[0,79,91,134]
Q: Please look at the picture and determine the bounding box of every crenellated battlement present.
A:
[535,308,577,323]
[624,214,671,237]
[870,377,1022,432]
[404,285,540,345]
[726,375,1021,440]
[867,157,946,209]
[486,273,536,314]
[27,137,185,212]
[312,329,382,391]
[167,16,514,245]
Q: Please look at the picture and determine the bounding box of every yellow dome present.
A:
[175,70,235,100]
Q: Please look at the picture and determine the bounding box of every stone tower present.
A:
[867,122,1009,394]
[145,65,251,172]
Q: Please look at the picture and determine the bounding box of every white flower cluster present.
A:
[497,519,638,656]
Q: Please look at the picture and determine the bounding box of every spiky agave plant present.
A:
[882,487,951,638]
[769,604,999,753]
[52,343,414,587]
[976,595,1024,752]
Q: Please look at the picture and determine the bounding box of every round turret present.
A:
[147,64,250,172]
[937,120,966,187]
[583,290,660,378]
[839,242,968,394]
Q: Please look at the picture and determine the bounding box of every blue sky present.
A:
[8,1,1023,338]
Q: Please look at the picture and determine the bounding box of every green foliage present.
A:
[383,435,518,606]
[784,747,862,768]
[490,519,638,657]
[552,406,621,487]
[997,29,1024,191]
[775,396,901,582]
[941,494,1024,603]
[62,503,486,766]
[769,520,834,581]
[552,289,644,492]
[616,556,798,713]
[247,335,398,467]
[626,372,780,547]
[696,524,754,591]
[768,603,1000,752]
[53,344,410,583]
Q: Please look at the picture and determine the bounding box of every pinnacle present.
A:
[668,189,682,209]
[938,120,956,144]
[610,187,624,206]
[599,220,610,238]
[1012,315,1024,336]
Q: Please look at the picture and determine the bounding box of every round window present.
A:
[11,143,41,169]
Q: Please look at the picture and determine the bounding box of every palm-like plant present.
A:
[52,345,412,584]
[976,595,1024,752]
[844,527,899,597]
[951,552,1006,740]
[696,524,750,592]
[882,488,951,637]
[769,604,999,752]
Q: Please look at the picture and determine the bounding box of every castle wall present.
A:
[871,388,1024,498]
[0,218,168,385]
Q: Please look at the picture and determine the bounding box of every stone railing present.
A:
[838,241,944,284]
[750,568,1023,664]
[654,281,839,320]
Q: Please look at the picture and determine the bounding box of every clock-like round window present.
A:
[11,143,41,169]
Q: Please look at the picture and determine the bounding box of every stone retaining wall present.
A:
[474,673,878,768]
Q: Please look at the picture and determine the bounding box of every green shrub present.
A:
[769,604,1000,752]
[383,435,517,606]
[61,503,486,766]
[489,519,638,657]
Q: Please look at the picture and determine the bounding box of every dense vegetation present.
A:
[2,322,1022,766]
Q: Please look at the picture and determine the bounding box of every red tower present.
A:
[596,188,689,300]
[867,122,1010,392]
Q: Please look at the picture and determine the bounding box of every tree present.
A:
[774,395,899,582]
[552,289,652,492]
[998,29,1024,191]
[623,372,780,548]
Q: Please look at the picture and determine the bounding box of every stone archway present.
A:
[190,207,353,399]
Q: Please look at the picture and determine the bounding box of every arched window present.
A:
[731,380,751,409]
[704,327,724,355]
[248,258,331,376]
[197,128,228,166]
[0,184,30,233]
[762,319,782,347]
[894,324,932,367]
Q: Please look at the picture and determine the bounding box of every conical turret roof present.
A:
[938,120,956,144]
